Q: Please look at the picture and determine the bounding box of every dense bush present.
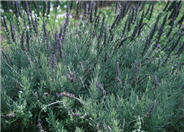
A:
[1,1,184,132]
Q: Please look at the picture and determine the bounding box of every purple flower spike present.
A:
[86,3,89,14]
[116,62,121,77]
[96,81,106,95]
[157,44,161,48]
[135,60,139,73]
[56,92,60,97]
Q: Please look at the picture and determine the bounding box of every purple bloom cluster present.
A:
[56,92,76,99]
[116,62,121,77]
[96,81,106,95]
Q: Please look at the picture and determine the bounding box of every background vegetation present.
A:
[1,1,184,132]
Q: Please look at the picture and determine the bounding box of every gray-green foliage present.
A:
[1,1,184,132]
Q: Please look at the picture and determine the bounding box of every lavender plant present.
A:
[1,1,184,132]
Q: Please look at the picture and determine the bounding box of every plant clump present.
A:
[1,1,184,132]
